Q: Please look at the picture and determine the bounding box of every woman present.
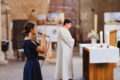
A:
[23,22,45,80]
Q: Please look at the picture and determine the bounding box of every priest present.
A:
[55,19,75,80]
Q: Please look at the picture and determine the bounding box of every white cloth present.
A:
[79,43,102,56]
[55,27,74,80]
[79,44,93,56]
[83,45,119,64]
[87,46,119,64]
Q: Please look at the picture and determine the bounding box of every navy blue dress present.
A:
[23,40,43,80]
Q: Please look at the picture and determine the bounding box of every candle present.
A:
[100,31,103,45]
[106,31,110,46]
[94,14,98,33]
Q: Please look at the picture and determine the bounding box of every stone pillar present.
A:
[1,0,14,59]
[6,15,14,59]
[76,0,83,43]
[6,8,14,59]
[0,0,8,65]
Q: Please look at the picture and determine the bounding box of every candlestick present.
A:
[100,31,103,45]
[106,31,110,46]
[94,14,98,33]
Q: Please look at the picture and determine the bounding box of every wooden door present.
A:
[12,20,28,50]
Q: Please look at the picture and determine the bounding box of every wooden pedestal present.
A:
[83,48,115,80]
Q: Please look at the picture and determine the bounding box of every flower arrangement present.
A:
[88,30,99,40]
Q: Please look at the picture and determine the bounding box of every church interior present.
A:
[0,0,120,80]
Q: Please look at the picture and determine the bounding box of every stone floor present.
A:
[0,57,81,80]
[0,57,120,80]
[0,47,120,80]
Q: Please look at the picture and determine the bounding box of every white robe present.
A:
[55,27,75,80]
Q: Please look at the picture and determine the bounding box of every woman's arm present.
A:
[37,33,46,53]
[36,46,45,53]
[32,41,46,53]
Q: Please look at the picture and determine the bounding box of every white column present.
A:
[94,14,98,33]
[6,13,14,59]
[106,31,110,46]
[0,1,8,65]
[100,31,103,45]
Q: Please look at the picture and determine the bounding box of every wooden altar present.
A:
[83,46,119,80]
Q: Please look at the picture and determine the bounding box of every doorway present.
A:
[12,20,28,50]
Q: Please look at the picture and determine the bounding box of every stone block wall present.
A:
[7,0,49,20]
[77,0,120,42]
[49,0,78,45]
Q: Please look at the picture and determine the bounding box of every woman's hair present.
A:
[23,22,35,36]
[63,19,72,25]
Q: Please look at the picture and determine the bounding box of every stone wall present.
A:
[7,0,49,20]
[49,0,78,45]
[77,0,120,42]
[1,0,49,39]
[50,0,77,25]
[80,0,120,33]
[1,0,49,60]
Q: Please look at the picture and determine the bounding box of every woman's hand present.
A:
[36,46,46,54]
[41,46,46,54]
[42,33,47,39]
